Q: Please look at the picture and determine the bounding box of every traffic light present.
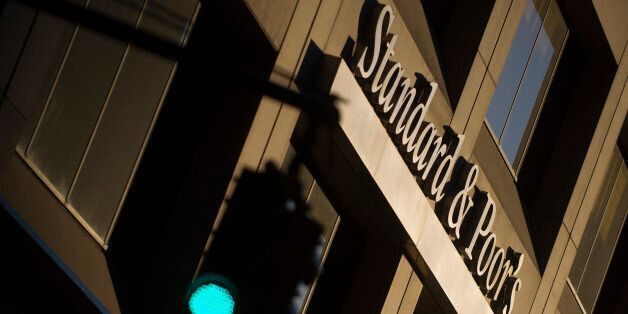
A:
[188,162,322,313]
[188,274,237,314]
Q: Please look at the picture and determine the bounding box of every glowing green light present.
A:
[188,283,235,314]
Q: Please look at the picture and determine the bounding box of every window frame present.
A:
[15,46,176,248]
[484,0,569,179]
[12,0,199,248]
[567,146,628,312]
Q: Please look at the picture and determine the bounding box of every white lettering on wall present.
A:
[350,3,525,312]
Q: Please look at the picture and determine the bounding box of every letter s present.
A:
[501,278,522,314]
[355,5,394,79]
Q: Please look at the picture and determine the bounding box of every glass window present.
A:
[13,0,198,245]
[26,27,127,197]
[557,281,584,314]
[0,1,36,93]
[65,46,174,238]
[281,147,341,314]
[568,146,628,312]
[485,0,568,173]
[291,181,340,314]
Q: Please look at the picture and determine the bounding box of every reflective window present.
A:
[568,146,628,312]
[282,147,341,314]
[12,0,198,244]
[485,0,567,172]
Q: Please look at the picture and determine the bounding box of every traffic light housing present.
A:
[189,162,322,313]
[188,274,237,314]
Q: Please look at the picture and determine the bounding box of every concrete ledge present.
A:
[328,59,493,313]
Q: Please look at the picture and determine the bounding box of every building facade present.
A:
[0,0,626,313]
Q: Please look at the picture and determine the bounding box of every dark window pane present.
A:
[569,152,619,286]
[67,47,174,239]
[0,1,36,92]
[292,181,339,313]
[26,28,127,196]
[306,218,365,313]
[12,0,197,242]
[578,158,628,311]
[569,147,628,312]
[12,13,78,152]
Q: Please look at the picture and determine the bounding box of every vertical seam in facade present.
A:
[278,0,302,52]
[25,23,81,156]
[105,60,177,245]
[25,0,90,155]
[487,0,515,69]
[255,103,283,172]
[463,0,513,136]
[66,45,131,201]
[66,0,148,204]
[462,69,489,133]
[395,270,415,313]
[256,0,324,171]
[540,235,570,312]
[321,0,344,53]
[104,0,159,244]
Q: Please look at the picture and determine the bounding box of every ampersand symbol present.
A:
[447,164,478,239]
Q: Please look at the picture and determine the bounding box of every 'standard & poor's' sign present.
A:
[350,3,524,313]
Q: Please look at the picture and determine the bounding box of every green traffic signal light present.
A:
[188,274,237,314]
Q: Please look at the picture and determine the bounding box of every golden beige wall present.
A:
[216,0,627,313]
